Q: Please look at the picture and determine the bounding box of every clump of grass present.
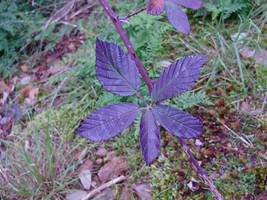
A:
[0,105,88,199]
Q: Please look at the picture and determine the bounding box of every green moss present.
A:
[12,104,90,139]
[256,66,267,90]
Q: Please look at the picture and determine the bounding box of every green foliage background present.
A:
[0,0,70,77]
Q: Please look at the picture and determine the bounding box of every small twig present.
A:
[178,38,201,54]
[209,34,218,53]
[0,164,18,192]
[199,105,253,147]
[120,7,146,21]
[42,0,77,30]
[81,176,126,200]
[178,138,224,200]
[59,21,80,28]
[219,119,253,147]
[69,2,97,20]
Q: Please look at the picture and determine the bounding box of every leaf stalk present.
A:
[120,7,146,21]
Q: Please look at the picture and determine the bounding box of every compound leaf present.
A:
[146,0,165,15]
[95,38,141,96]
[151,55,208,102]
[170,0,203,10]
[79,103,140,142]
[165,0,190,35]
[140,110,161,165]
[152,104,202,138]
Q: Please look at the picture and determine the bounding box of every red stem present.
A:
[120,7,146,21]
[98,1,224,199]
[98,0,153,93]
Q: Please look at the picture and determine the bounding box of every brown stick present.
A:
[81,176,126,200]
[178,138,224,200]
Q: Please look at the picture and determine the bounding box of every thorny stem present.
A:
[120,7,146,21]
[98,0,224,199]
[98,0,153,93]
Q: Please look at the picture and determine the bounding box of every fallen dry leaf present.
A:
[240,47,255,58]
[25,87,39,105]
[47,65,68,76]
[29,88,39,99]
[96,158,102,165]
[0,81,10,94]
[79,159,94,172]
[240,47,267,67]
[75,147,88,160]
[187,177,199,192]
[0,91,9,105]
[195,139,203,146]
[156,60,172,68]
[19,76,32,85]
[79,170,92,190]
[20,84,33,99]
[254,49,267,67]
[95,147,107,158]
[20,64,28,72]
[240,102,251,113]
[24,140,31,153]
[98,157,128,182]
[133,184,151,200]
[93,189,117,200]
[104,151,116,162]
[66,190,87,200]
[120,187,131,200]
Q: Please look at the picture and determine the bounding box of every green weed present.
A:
[0,105,88,199]
[0,0,75,77]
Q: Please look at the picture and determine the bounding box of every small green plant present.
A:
[194,0,262,21]
[0,0,72,77]
[0,107,84,199]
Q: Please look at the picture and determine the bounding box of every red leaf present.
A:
[151,55,208,102]
[78,103,140,142]
[146,0,165,15]
[152,104,202,138]
[140,110,161,165]
[165,0,190,35]
[170,0,203,10]
[95,38,141,96]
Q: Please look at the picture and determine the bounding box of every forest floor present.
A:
[0,1,266,199]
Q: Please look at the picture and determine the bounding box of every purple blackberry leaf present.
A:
[79,103,140,142]
[140,110,161,165]
[146,0,165,15]
[151,55,208,102]
[95,38,141,96]
[152,104,202,138]
[165,0,190,35]
[170,0,203,10]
